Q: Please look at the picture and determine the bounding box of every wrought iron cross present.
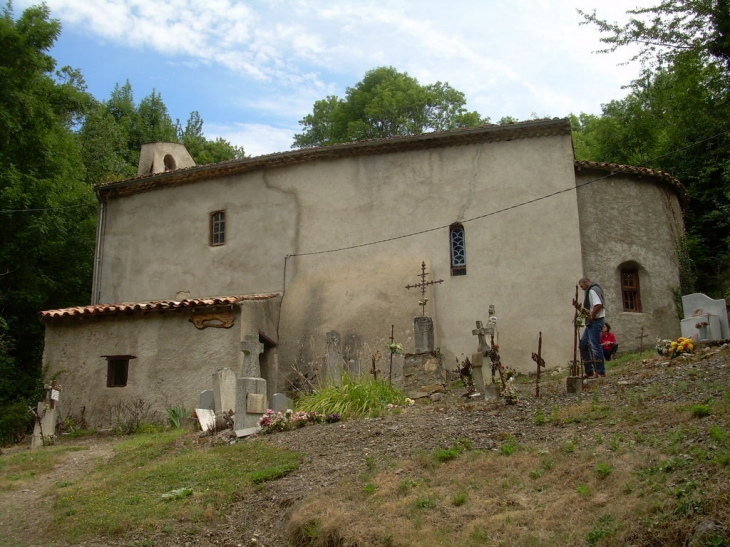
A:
[635,326,648,352]
[405,261,443,316]
[532,331,546,397]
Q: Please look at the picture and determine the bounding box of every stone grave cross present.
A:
[472,321,491,353]
[240,334,264,377]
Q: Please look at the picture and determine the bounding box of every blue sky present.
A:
[16,0,646,157]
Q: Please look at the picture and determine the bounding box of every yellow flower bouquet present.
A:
[657,336,694,358]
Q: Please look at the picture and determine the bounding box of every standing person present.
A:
[601,323,618,361]
[578,277,606,378]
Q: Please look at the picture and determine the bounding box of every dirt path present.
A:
[0,438,118,547]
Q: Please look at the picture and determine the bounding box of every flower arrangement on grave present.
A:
[502,377,517,405]
[258,408,341,434]
[655,336,694,358]
[387,342,403,355]
[418,297,429,307]
[574,307,591,327]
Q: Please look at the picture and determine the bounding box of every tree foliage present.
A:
[0,3,96,405]
[579,0,730,71]
[577,1,730,297]
[293,66,488,148]
[0,3,247,409]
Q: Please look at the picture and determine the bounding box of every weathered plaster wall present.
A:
[99,171,298,303]
[43,311,241,428]
[576,168,684,350]
[96,133,584,376]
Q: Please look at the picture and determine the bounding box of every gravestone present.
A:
[680,293,729,341]
[234,377,267,435]
[195,408,217,431]
[31,383,60,449]
[271,392,292,412]
[414,316,434,353]
[198,390,214,411]
[471,318,495,395]
[326,330,342,383]
[212,368,237,414]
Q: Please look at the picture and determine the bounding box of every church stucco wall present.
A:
[95,133,584,377]
[42,311,241,428]
[576,168,684,350]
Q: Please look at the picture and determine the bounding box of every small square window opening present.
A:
[103,355,135,387]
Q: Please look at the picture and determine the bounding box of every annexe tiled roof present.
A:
[574,160,688,203]
[40,293,281,320]
[95,118,573,199]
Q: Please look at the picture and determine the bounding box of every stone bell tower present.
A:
[137,142,196,176]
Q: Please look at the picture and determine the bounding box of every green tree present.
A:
[579,0,730,71]
[293,66,488,148]
[177,111,246,164]
[573,5,730,296]
[0,3,96,405]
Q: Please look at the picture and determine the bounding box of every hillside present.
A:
[1,345,729,547]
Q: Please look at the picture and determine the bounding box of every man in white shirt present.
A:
[578,277,606,378]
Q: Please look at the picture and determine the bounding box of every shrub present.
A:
[0,402,32,446]
[295,373,407,419]
[104,398,164,435]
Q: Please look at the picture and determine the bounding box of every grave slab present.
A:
[212,368,237,414]
[234,377,267,431]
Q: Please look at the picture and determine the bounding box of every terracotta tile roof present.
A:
[96,118,573,199]
[574,160,688,203]
[40,293,281,320]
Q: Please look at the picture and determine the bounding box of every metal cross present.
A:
[472,320,491,353]
[405,261,443,316]
[532,332,546,397]
[635,326,648,352]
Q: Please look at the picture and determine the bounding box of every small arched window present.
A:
[450,224,466,276]
[620,267,642,312]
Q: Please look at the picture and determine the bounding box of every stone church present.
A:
[41,118,687,426]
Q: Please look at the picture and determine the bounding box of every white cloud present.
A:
[14,0,653,151]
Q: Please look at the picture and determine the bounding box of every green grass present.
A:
[51,430,302,542]
[0,445,86,491]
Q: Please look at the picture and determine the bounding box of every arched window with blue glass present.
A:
[450,223,466,276]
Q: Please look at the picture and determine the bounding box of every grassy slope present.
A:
[1,348,728,546]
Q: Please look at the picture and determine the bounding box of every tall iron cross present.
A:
[532,331,546,397]
[405,261,444,316]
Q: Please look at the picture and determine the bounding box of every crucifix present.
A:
[532,332,546,397]
[405,261,444,316]
[636,326,648,352]
[570,285,584,378]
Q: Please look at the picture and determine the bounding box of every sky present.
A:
[15,0,648,157]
